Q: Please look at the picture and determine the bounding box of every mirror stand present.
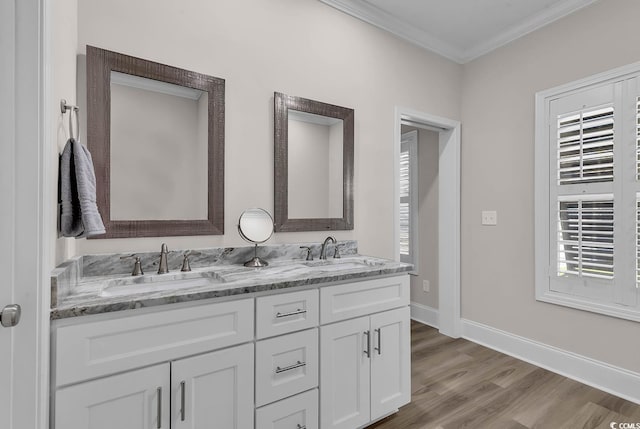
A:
[237,208,275,268]
[244,243,268,267]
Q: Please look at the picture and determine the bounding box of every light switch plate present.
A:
[482,210,497,226]
[422,280,430,293]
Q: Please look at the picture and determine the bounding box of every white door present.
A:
[320,317,370,429]
[0,1,48,428]
[171,343,254,429]
[55,364,171,429]
[370,307,411,420]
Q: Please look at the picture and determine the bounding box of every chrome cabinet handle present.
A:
[363,330,371,358]
[180,381,186,422]
[375,328,381,355]
[374,328,382,355]
[297,425,306,429]
[275,360,306,373]
[156,387,162,428]
[276,309,307,318]
[0,304,21,328]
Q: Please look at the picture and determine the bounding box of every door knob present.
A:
[1,304,21,328]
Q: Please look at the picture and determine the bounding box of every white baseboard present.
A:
[461,319,640,405]
[410,302,438,328]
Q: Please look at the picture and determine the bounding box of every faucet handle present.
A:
[161,243,169,253]
[300,246,313,261]
[334,244,344,259]
[120,254,144,276]
[181,251,192,272]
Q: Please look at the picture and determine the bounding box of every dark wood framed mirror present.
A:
[86,46,225,238]
[274,92,354,232]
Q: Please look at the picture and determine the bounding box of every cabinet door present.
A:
[370,307,411,420]
[320,317,370,429]
[171,343,254,429]
[55,363,170,429]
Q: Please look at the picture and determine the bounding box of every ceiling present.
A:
[319,0,600,63]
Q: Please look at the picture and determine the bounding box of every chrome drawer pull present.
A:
[297,425,306,429]
[364,330,371,358]
[156,387,162,428]
[276,309,307,318]
[180,381,186,421]
[275,360,306,373]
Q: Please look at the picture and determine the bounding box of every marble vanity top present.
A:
[50,242,412,320]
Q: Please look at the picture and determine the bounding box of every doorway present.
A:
[394,107,461,338]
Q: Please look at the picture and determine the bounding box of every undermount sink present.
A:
[100,273,225,297]
[302,258,384,270]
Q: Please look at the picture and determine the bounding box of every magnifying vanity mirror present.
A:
[238,208,275,267]
[86,46,225,238]
[274,92,354,232]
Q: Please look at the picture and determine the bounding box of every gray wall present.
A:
[461,0,640,372]
[55,0,462,260]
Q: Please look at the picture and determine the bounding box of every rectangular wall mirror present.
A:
[274,92,354,232]
[86,46,225,238]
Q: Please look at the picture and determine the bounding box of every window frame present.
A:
[535,62,640,323]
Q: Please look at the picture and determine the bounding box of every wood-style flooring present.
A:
[370,321,640,429]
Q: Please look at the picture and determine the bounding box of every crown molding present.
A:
[464,0,600,62]
[319,0,600,64]
[319,0,466,63]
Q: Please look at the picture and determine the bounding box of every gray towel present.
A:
[59,138,105,237]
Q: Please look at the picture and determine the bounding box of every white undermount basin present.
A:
[302,258,384,270]
[100,274,224,297]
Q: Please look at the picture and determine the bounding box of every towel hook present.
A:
[60,99,80,141]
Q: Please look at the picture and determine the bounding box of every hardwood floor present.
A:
[370,321,640,429]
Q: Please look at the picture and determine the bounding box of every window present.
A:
[399,130,418,268]
[535,64,640,322]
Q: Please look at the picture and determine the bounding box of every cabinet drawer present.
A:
[256,289,319,339]
[320,276,409,324]
[255,328,318,407]
[55,298,254,387]
[256,389,318,429]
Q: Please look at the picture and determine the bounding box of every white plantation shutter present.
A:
[557,106,614,185]
[637,198,640,288]
[399,130,417,266]
[637,97,640,180]
[538,72,640,320]
[549,84,617,299]
[557,198,614,280]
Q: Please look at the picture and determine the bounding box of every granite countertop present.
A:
[51,249,412,320]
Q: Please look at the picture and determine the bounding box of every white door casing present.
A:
[394,107,461,338]
[0,1,52,429]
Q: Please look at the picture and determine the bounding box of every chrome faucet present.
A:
[320,236,336,260]
[158,243,169,274]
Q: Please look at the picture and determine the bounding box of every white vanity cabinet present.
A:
[319,276,411,429]
[52,298,255,429]
[55,344,254,429]
[52,274,410,429]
